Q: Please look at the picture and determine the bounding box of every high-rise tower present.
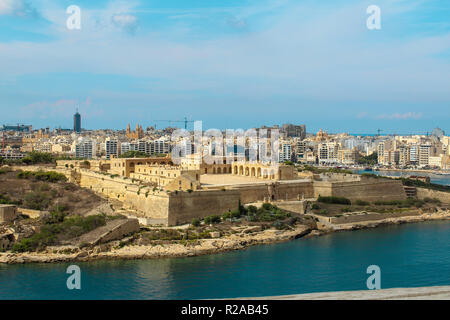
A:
[74,110,81,133]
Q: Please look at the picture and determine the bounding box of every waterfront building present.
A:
[419,144,432,167]
[337,148,360,164]
[428,156,442,168]
[318,142,338,164]
[398,145,411,167]
[410,145,419,165]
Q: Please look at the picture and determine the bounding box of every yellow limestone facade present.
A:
[231,162,298,180]
[50,160,409,226]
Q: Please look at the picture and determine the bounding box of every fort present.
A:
[46,156,410,226]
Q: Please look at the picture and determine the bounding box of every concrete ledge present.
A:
[76,219,140,246]
[235,286,450,300]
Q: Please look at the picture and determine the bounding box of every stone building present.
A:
[130,164,201,191]
[231,162,298,180]
[0,205,18,223]
[126,123,144,140]
[109,156,173,177]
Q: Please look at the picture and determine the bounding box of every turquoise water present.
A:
[1,221,449,299]
[355,170,450,186]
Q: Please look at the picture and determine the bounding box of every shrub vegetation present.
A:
[17,170,67,182]
[12,213,106,252]
[317,196,352,205]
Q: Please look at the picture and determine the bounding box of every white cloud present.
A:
[375,112,423,120]
[227,16,247,29]
[0,0,36,17]
[112,14,138,33]
[18,97,101,120]
[0,0,449,107]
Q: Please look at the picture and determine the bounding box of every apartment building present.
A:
[75,138,95,159]
[318,142,339,164]
[337,148,359,164]
[105,138,119,159]
[419,144,432,167]
[279,143,293,162]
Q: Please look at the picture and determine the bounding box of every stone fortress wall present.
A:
[12,161,411,226]
[313,210,421,225]
[416,188,450,204]
[313,173,407,201]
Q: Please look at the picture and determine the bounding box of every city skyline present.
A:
[1,113,446,136]
[0,0,449,133]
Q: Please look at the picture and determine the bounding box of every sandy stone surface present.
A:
[237,285,450,300]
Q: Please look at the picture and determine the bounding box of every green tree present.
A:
[21,152,55,165]
[358,152,378,165]
[119,151,150,158]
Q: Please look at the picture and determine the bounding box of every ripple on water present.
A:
[0,221,449,299]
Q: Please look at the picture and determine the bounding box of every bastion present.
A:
[24,163,409,226]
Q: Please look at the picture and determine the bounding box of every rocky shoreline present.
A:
[328,209,450,232]
[0,224,312,264]
[1,210,449,265]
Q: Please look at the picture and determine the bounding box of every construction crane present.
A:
[1,132,5,153]
[153,117,194,130]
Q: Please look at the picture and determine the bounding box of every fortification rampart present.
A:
[167,190,241,225]
[416,188,450,204]
[313,210,421,224]
[228,181,314,203]
[313,177,407,201]
[8,166,417,226]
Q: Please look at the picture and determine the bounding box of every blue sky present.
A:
[0,0,449,134]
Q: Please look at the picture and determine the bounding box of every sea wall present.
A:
[313,177,407,201]
[9,166,417,226]
[273,201,308,214]
[167,189,241,225]
[77,170,172,225]
[122,192,170,225]
[416,188,450,204]
[314,210,421,224]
